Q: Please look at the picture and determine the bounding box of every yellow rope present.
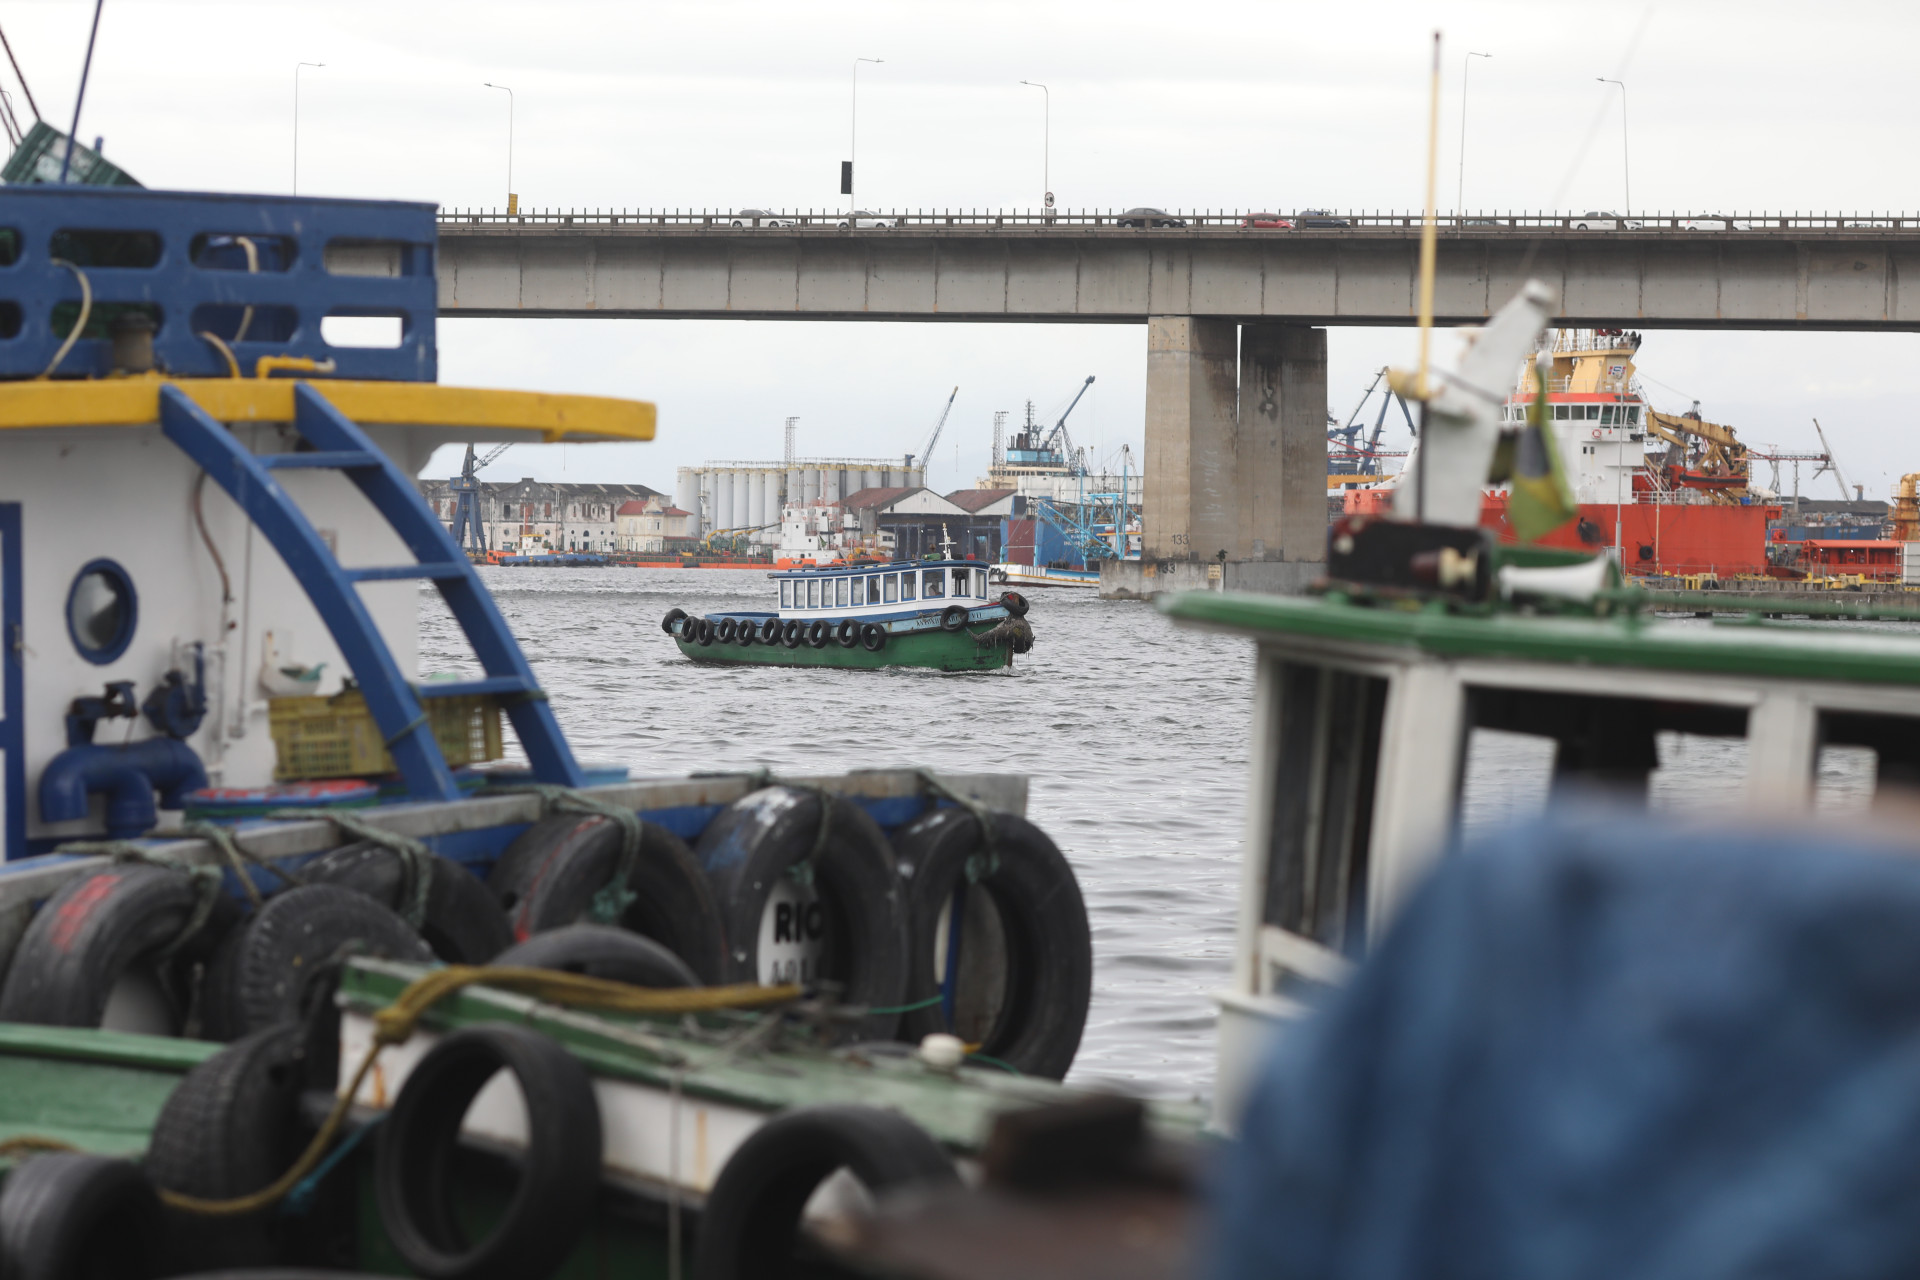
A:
[145,966,802,1217]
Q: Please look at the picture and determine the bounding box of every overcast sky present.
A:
[7,0,1918,498]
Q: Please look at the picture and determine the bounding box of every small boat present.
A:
[990,562,1102,590]
[663,558,1034,671]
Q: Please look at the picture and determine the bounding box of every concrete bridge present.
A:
[434,211,1920,591]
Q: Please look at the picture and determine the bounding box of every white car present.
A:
[1571,211,1644,231]
[725,209,796,228]
[835,210,896,230]
[1680,215,1751,231]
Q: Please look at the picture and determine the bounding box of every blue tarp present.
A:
[1213,817,1920,1280]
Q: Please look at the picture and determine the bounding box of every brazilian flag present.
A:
[1506,376,1578,543]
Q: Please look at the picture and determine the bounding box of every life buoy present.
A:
[1000,591,1029,618]
[661,607,686,635]
[716,617,738,643]
[807,620,831,648]
[940,605,969,632]
[891,807,1091,1079]
[860,623,888,652]
[693,787,908,1040]
[0,1152,164,1280]
[488,814,727,982]
[691,1105,958,1280]
[302,840,512,964]
[835,618,861,647]
[495,923,698,988]
[1591,428,1602,439]
[376,1026,601,1280]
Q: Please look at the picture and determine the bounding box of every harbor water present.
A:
[421,567,1252,1103]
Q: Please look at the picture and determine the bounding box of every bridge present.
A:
[433,208,1920,592]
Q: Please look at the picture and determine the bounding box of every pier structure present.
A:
[434,212,1920,593]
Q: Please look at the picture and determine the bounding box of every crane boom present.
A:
[1810,418,1852,499]
[1043,376,1096,477]
[905,386,959,469]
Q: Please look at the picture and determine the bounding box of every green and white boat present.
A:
[663,559,1035,672]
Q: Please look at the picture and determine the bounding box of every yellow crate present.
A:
[268,688,503,781]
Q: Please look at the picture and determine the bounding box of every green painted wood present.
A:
[1162,590,1920,688]
[0,1023,220,1072]
[0,1051,201,1162]
[675,626,1015,673]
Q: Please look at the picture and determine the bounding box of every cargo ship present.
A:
[1345,330,1783,579]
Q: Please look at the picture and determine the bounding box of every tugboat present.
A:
[663,558,1035,671]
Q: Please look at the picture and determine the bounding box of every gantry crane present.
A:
[905,386,959,471]
[449,441,512,555]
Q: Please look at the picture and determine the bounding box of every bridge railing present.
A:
[434,208,1920,233]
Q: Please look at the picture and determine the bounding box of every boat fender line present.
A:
[781,620,804,649]
[890,805,1092,1080]
[0,1151,165,1280]
[200,885,432,1042]
[695,617,717,646]
[1000,590,1030,618]
[495,922,698,988]
[690,1104,959,1280]
[835,618,861,647]
[693,786,908,1041]
[661,607,687,635]
[716,617,738,643]
[301,840,513,965]
[807,619,832,648]
[0,857,238,1032]
[487,786,728,983]
[144,1024,310,1270]
[940,604,969,632]
[377,1024,602,1280]
[860,622,888,652]
[760,618,785,644]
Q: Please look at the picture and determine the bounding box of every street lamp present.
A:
[1020,80,1050,213]
[483,83,515,213]
[1597,77,1630,215]
[848,57,882,211]
[1456,52,1490,215]
[293,62,324,194]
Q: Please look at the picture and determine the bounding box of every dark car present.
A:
[1242,212,1295,229]
[1295,209,1351,228]
[1116,207,1186,228]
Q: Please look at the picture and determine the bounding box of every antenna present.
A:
[784,417,798,466]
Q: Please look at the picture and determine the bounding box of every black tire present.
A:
[301,841,512,964]
[200,885,430,1042]
[695,617,716,646]
[860,623,887,652]
[760,618,784,644]
[0,862,239,1033]
[661,608,687,636]
[496,923,697,988]
[716,617,738,643]
[892,808,1091,1079]
[735,621,756,647]
[940,605,968,632]
[145,1025,309,1271]
[782,620,804,649]
[806,620,830,648]
[694,787,907,1039]
[835,619,860,648]
[691,1105,957,1280]
[488,814,727,983]
[1000,591,1029,618]
[375,1026,601,1280]
[0,1152,164,1280]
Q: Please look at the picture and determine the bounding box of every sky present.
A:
[5,0,1919,499]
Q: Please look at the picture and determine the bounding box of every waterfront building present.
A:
[417,477,661,553]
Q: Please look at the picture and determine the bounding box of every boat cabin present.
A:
[774,559,991,620]
[1168,583,1920,1129]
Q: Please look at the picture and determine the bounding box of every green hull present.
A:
[676,625,1015,672]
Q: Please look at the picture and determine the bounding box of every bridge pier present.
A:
[1110,317,1326,598]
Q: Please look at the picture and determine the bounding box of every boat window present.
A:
[1587,405,1601,420]
[902,573,917,602]
[883,574,899,603]
[851,577,866,606]
[971,568,986,597]
[804,579,817,608]
[1266,662,1389,960]
[924,570,944,598]
[836,577,849,607]
[1627,407,1641,424]
[1601,406,1615,425]
[66,559,138,664]
[1813,710,1920,807]
[950,568,967,597]
[780,581,792,609]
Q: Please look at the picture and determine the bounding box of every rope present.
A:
[279,1113,380,1216]
[51,843,224,961]
[158,964,802,1217]
[494,784,648,924]
[196,331,240,379]
[0,1136,77,1159]
[37,260,90,380]
[913,769,1000,884]
[266,810,431,930]
[150,820,307,912]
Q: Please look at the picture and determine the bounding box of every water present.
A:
[420,567,1252,1103]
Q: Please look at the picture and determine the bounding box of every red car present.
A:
[1242,212,1294,229]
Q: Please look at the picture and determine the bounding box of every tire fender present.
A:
[891,808,1091,1079]
[375,1026,601,1280]
[0,1153,164,1280]
[940,605,968,632]
[496,923,698,988]
[716,617,738,643]
[691,1105,957,1280]
[782,620,804,649]
[695,617,716,646]
[807,620,830,648]
[835,619,860,648]
[760,618,785,644]
[301,841,512,964]
[661,608,687,636]
[1000,591,1029,618]
[860,623,887,652]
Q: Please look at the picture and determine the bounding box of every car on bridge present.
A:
[1117,207,1186,228]
[726,209,797,228]
[835,210,897,230]
[1571,211,1645,230]
[1295,209,1351,228]
[1242,212,1295,229]
[1680,215,1752,231]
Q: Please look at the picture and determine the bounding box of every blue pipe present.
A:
[38,738,209,839]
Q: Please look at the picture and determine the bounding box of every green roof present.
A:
[1160,590,1920,688]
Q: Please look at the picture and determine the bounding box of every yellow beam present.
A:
[0,376,655,444]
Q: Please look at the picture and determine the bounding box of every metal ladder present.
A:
[159,383,585,801]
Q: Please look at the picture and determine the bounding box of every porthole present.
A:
[66,559,137,664]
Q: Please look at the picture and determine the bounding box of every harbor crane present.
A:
[1045,375,1096,477]
[449,441,513,554]
[904,386,959,471]
[1811,418,1857,500]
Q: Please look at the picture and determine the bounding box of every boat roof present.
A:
[1162,590,1920,688]
[773,558,983,578]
